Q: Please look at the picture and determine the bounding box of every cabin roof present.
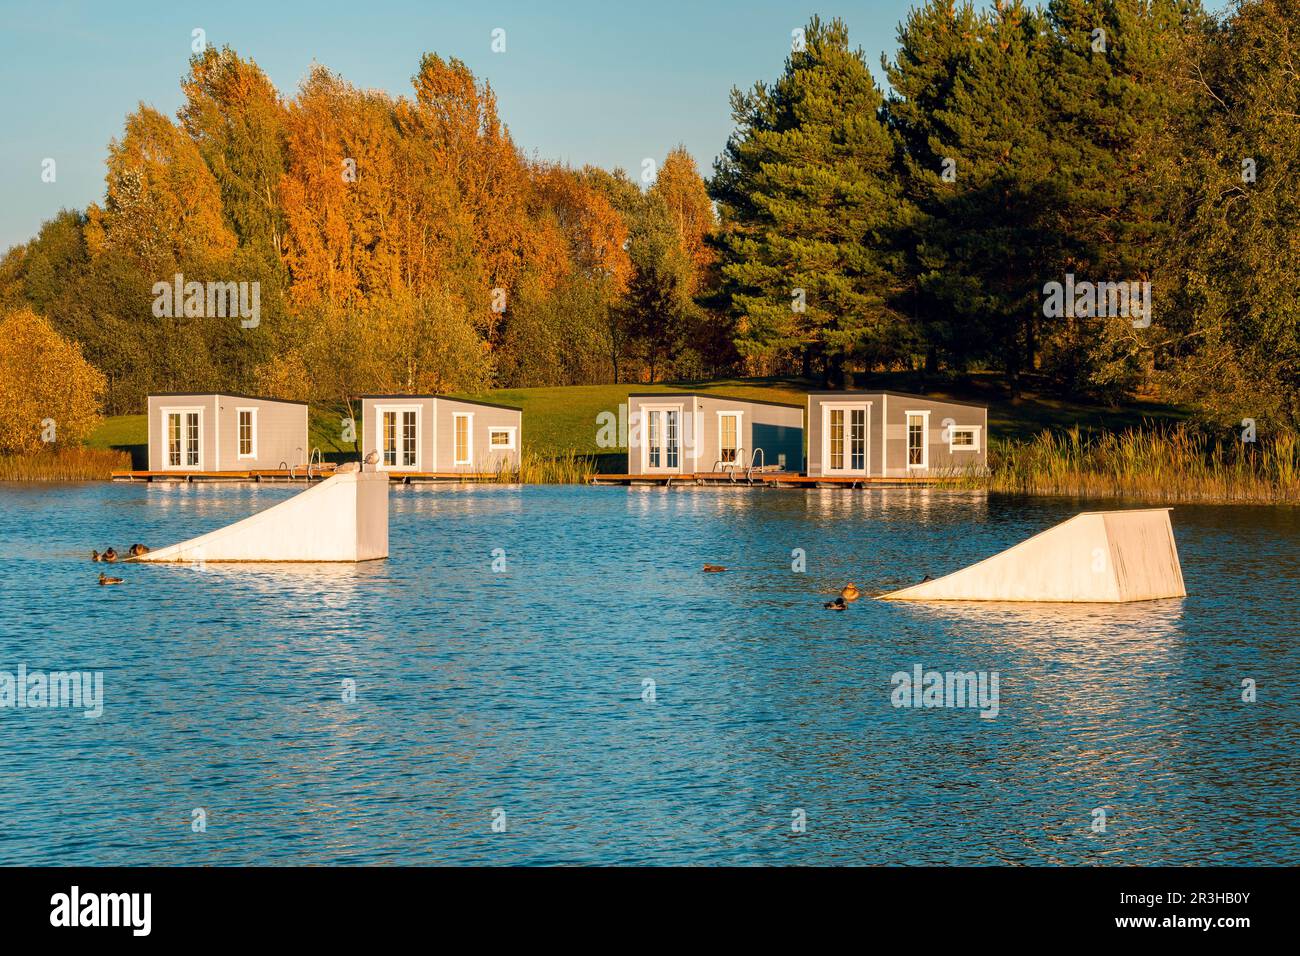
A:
[806,390,987,410]
[148,392,309,407]
[357,394,523,412]
[626,392,804,410]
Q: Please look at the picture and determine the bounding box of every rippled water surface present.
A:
[0,481,1296,865]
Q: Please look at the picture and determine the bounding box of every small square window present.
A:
[949,426,980,451]
[489,427,516,450]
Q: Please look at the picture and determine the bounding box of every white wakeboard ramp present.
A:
[135,465,388,563]
[881,508,1185,603]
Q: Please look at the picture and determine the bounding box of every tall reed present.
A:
[977,424,1300,503]
[491,449,597,484]
[0,447,132,481]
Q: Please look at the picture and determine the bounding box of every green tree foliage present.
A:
[711,16,912,386]
[622,192,704,382]
[1,7,1296,432]
[497,273,616,387]
[179,46,289,268]
[920,1,1060,397]
[1039,0,1208,396]
[883,0,981,375]
[1161,0,1300,429]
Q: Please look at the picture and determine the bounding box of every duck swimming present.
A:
[128,543,150,557]
[102,547,118,563]
[840,583,861,602]
[703,564,727,573]
[91,550,102,562]
[824,597,847,611]
[98,572,124,586]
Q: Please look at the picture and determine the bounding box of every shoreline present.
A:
[3,472,1298,506]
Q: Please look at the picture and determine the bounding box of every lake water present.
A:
[0,482,1296,865]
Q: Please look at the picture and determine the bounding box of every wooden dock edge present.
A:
[588,473,970,487]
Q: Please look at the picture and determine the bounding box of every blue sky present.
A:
[0,0,919,251]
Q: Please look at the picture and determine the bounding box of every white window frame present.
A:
[236,406,257,460]
[374,404,422,472]
[453,412,474,466]
[820,402,871,476]
[487,425,516,451]
[161,406,204,471]
[717,410,743,465]
[948,424,981,453]
[639,403,684,473]
[906,410,931,470]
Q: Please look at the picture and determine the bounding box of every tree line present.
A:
[714,0,1298,431]
[0,48,727,417]
[0,0,1296,434]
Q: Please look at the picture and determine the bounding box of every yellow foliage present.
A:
[91,105,237,270]
[252,351,315,402]
[651,145,717,288]
[0,307,107,454]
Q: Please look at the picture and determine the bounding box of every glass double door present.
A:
[166,411,201,468]
[381,409,418,468]
[824,406,867,475]
[643,407,681,472]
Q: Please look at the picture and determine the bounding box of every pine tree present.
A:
[921,1,1059,397]
[883,0,982,375]
[711,16,911,387]
[1040,0,1208,396]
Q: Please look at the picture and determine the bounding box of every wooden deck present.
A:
[112,468,964,488]
[589,472,967,487]
[384,472,509,483]
[112,467,337,482]
[110,467,522,484]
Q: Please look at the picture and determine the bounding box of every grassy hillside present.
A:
[88,375,1192,470]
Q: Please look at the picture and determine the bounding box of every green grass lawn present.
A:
[86,413,147,451]
[88,374,1193,470]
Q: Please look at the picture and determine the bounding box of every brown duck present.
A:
[840,583,862,602]
[128,543,150,557]
[824,597,847,611]
[98,572,124,586]
[102,547,118,563]
[703,564,727,573]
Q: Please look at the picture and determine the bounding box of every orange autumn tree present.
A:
[402,54,533,333]
[531,164,632,293]
[279,66,402,307]
[280,56,535,327]
[84,105,236,273]
[494,164,634,386]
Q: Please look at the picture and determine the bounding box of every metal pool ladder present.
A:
[711,447,746,482]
